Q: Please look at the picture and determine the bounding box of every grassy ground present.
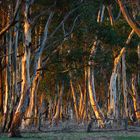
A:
[1,131,140,140]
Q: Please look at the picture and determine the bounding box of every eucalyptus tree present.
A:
[0,0,140,137]
[5,0,84,137]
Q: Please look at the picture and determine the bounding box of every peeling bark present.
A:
[9,0,31,136]
[108,47,126,118]
[132,74,140,121]
[122,51,128,118]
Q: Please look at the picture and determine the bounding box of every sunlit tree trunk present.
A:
[5,28,13,131]
[0,11,5,120]
[108,47,126,119]
[87,66,104,127]
[70,79,79,121]
[52,81,64,125]
[0,59,3,116]
[107,5,114,26]
[82,68,88,122]
[2,4,13,130]
[33,26,43,127]
[0,11,4,122]
[3,29,12,132]
[97,4,105,23]
[87,3,106,126]
[78,84,84,121]
[87,41,105,127]
[25,58,41,126]
[126,29,135,44]
[6,11,20,132]
[9,0,31,136]
[131,74,140,121]
[117,0,140,37]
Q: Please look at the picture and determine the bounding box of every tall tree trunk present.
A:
[107,5,114,26]
[78,84,84,121]
[87,38,105,127]
[108,47,126,119]
[12,12,19,109]
[70,79,79,121]
[2,29,12,132]
[5,27,13,132]
[117,62,121,119]
[82,68,88,122]
[25,58,41,126]
[52,81,64,125]
[131,74,140,121]
[97,4,105,23]
[6,12,20,131]
[9,0,31,136]
[122,51,128,118]
[0,59,3,116]
[87,66,104,127]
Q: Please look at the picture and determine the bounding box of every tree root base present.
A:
[8,130,22,138]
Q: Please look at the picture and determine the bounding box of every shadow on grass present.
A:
[114,136,140,140]
[1,131,140,140]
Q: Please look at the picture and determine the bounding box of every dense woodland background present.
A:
[0,0,140,137]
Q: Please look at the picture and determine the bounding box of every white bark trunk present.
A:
[97,5,105,23]
[108,47,126,119]
[122,52,128,118]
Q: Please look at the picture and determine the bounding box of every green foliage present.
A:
[126,49,138,74]
[96,24,124,46]
[32,0,139,112]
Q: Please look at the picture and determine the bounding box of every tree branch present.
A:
[117,0,140,37]
[0,0,22,37]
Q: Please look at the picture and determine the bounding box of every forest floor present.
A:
[1,131,140,140]
[1,120,140,140]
